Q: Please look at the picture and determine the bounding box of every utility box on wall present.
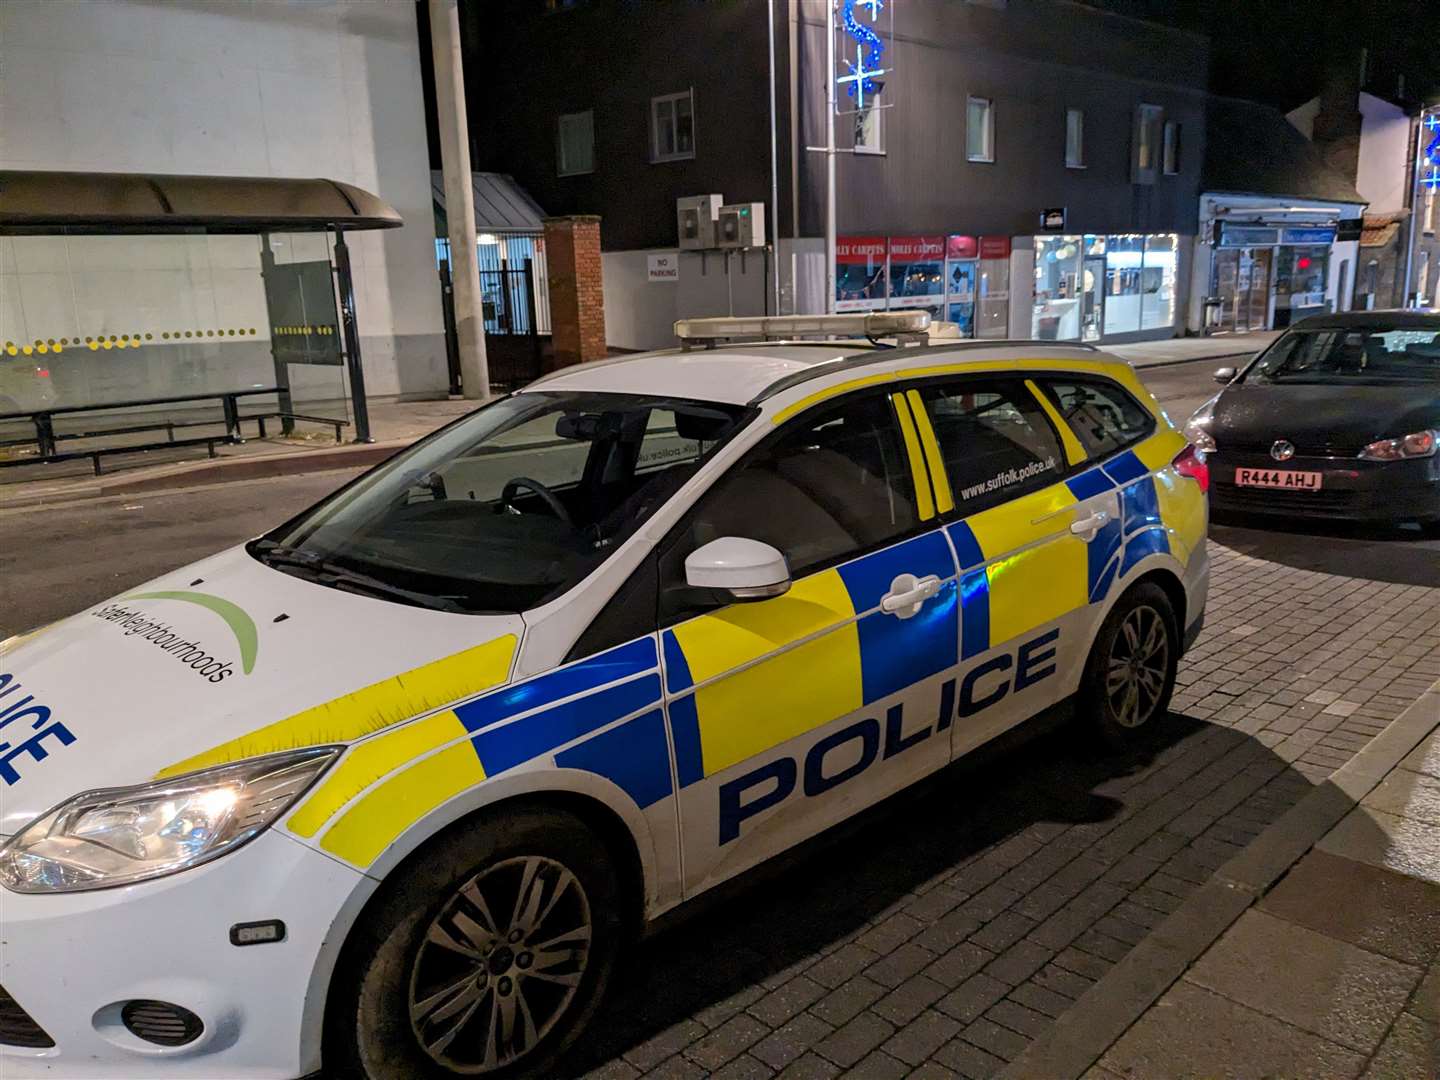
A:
[718,202,765,249]
[677,194,722,250]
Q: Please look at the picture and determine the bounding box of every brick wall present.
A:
[544,215,607,367]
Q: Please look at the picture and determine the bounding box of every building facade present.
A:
[468,0,1209,351]
[0,0,448,416]
[1289,92,1440,313]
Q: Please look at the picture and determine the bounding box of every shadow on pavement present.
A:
[558,711,1314,1076]
[1212,513,1440,589]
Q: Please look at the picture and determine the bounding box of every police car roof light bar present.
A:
[674,311,932,349]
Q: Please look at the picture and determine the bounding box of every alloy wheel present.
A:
[409,855,592,1073]
[1106,604,1170,729]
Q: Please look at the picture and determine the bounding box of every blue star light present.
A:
[838,0,885,108]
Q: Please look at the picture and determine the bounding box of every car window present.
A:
[1245,327,1440,384]
[912,379,1064,515]
[668,393,918,587]
[1038,377,1154,459]
[256,391,748,614]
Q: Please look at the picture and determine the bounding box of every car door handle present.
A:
[881,574,942,618]
[1070,511,1110,541]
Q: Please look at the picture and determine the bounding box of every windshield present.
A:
[253,391,750,613]
[1244,326,1440,385]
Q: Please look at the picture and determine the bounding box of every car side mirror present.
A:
[684,537,790,602]
[1213,366,1236,384]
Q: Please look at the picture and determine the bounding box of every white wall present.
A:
[1356,92,1411,214]
[0,0,446,400]
[603,248,772,352]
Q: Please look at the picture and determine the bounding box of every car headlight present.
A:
[1183,395,1220,454]
[1358,429,1438,462]
[0,746,338,894]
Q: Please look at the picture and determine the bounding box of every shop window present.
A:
[1162,121,1181,175]
[967,97,994,163]
[1141,234,1178,330]
[650,90,695,163]
[557,111,594,176]
[1065,108,1085,169]
[1275,245,1330,313]
[976,257,1009,338]
[1132,104,1163,185]
[1032,235,1083,340]
[1102,235,1144,336]
[855,103,883,155]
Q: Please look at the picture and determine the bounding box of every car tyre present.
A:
[1079,581,1179,748]
[332,806,624,1079]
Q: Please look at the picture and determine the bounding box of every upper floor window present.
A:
[967,96,995,163]
[557,110,594,176]
[1133,104,1163,184]
[651,90,696,163]
[1162,120,1181,176]
[1065,108,1085,169]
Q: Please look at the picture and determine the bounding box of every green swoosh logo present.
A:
[122,591,259,674]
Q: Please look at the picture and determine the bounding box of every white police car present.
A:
[0,313,1208,1078]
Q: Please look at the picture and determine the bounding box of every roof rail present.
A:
[674,311,932,350]
[750,337,1103,404]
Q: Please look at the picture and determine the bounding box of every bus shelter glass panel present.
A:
[262,231,349,425]
[0,228,347,454]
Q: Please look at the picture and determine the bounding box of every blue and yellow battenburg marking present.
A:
[662,531,957,786]
[1063,446,1177,603]
[294,637,672,865]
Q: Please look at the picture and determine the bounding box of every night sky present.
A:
[1081,0,1440,109]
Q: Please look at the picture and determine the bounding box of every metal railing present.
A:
[0,388,347,475]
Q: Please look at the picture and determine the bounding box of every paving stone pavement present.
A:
[562,542,1440,1080]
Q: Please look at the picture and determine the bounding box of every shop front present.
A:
[1211,223,1336,332]
[836,234,1010,337]
[1031,233,1180,343]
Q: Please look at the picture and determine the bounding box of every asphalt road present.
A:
[2,357,1436,638]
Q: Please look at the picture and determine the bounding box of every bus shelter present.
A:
[0,170,403,470]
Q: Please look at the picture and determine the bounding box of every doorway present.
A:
[1081,256,1105,342]
[1215,247,1273,332]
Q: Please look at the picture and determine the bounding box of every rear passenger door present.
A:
[904,376,1107,755]
[658,392,960,897]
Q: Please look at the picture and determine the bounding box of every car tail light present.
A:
[1358,429,1438,462]
[35,368,50,378]
[1173,444,1209,493]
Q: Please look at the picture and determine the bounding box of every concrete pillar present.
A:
[428,0,489,399]
[544,216,607,367]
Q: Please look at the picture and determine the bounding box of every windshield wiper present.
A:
[250,541,468,613]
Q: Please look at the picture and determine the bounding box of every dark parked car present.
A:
[1185,311,1440,525]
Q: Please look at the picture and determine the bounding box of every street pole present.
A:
[825,0,837,314]
[1402,109,1429,308]
[429,0,490,400]
[767,0,782,316]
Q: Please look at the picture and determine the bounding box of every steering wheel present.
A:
[499,476,573,527]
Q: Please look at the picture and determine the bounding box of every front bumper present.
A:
[0,830,371,1078]
[1209,452,1440,523]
